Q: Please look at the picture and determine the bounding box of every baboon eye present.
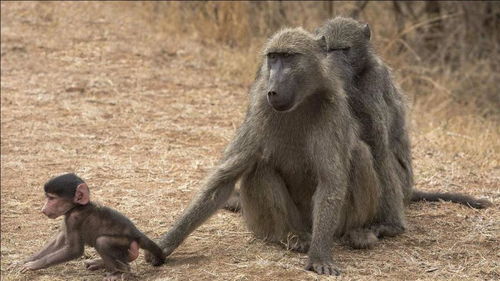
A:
[268,53,278,60]
[328,47,351,53]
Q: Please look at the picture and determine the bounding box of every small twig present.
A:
[426,267,439,273]
[445,131,473,140]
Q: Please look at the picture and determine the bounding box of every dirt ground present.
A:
[1,2,498,281]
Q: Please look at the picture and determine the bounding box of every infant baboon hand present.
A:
[305,258,341,276]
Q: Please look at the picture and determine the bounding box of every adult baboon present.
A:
[156,28,384,275]
[316,17,408,237]
[316,16,492,210]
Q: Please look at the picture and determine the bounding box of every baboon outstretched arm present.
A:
[23,230,83,270]
[24,231,66,263]
[158,125,259,255]
[157,161,240,254]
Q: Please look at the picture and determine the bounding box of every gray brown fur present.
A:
[316,17,408,237]
[22,174,165,280]
[25,205,165,270]
[316,16,491,210]
[158,28,383,275]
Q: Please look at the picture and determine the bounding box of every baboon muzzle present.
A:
[267,89,294,112]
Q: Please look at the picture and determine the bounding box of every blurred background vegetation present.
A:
[134,1,499,121]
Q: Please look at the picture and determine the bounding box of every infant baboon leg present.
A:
[84,258,105,271]
[240,163,309,251]
[342,228,378,249]
[94,236,131,274]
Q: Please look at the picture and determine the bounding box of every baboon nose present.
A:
[268,91,278,97]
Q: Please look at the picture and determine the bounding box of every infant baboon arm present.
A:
[26,226,84,270]
[158,124,259,255]
[23,231,66,263]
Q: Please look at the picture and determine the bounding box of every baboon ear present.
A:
[363,24,371,40]
[74,183,90,205]
[317,35,327,51]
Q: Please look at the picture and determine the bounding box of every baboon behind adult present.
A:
[155,28,387,275]
[316,16,492,209]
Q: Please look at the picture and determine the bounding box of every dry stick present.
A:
[445,131,473,141]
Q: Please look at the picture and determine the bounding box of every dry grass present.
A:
[1,2,499,281]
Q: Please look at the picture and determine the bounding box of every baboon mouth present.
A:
[267,97,294,112]
[270,102,293,112]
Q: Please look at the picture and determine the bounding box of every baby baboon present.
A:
[21,173,165,281]
[156,28,383,275]
[316,16,492,210]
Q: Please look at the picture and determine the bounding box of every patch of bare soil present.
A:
[1,2,498,281]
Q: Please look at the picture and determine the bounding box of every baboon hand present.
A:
[20,260,43,272]
[144,251,157,264]
[305,258,341,276]
[144,251,166,266]
[6,261,25,271]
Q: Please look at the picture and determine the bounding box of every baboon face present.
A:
[316,17,371,74]
[41,193,75,219]
[265,52,301,111]
[263,28,323,112]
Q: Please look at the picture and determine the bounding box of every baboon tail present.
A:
[411,189,492,209]
[223,190,241,212]
[138,235,166,266]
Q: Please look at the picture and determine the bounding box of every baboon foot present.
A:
[284,232,311,253]
[84,259,105,271]
[305,259,341,276]
[370,223,405,238]
[223,191,241,212]
[342,228,378,249]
